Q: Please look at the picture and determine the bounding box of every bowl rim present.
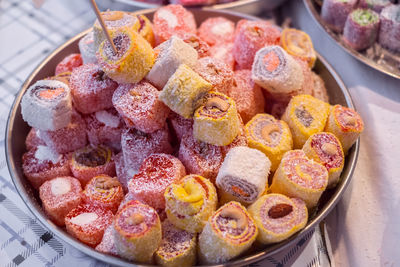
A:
[5,8,359,267]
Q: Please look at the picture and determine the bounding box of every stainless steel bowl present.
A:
[6,9,359,267]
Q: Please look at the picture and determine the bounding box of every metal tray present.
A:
[303,0,400,80]
[6,8,359,267]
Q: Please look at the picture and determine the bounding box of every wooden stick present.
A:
[89,0,118,55]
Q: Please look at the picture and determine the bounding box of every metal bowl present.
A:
[303,0,400,80]
[6,9,359,267]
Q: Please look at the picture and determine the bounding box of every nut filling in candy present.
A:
[281,28,316,68]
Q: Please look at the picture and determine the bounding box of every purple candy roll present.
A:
[321,0,358,33]
[359,0,392,13]
[378,4,400,52]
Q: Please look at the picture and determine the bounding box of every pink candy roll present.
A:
[198,17,235,46]
[181,33,210,58]
[55,54,83,76]
[321,0,358,33]
[25,128,45,150]
[168,111,193,142]
[209,42,235,70]
[70,63,118,114]
[22,146,71,189]
[39,176,82,226]
[378,4,400,52]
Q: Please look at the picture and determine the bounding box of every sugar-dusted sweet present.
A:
[160,64,212,118]
[359,0,391,13]
[113,81,169,133]
[311,72,330,103]
[321,0,358,33]
[55,53,83,76]
[22,145,71,189]
[216,146,271,205]
[245,114,293,171]
[165,174,217,233]
[39,176,82,226]
[178,133,223,183]
[198,201,258,264]
[121,126,173,172]
[83,175,124,213]
[70,144,115,186]
[181,33,210,58]
[324,104,364,154]
[97,29,155,84]
[281,94,331,148]
[128,153,186,211]
[194,57,234,96]
[193,91,240,146]
[65,204,113,247]
[21,80,72,131]
[113,200,162,263]
[281,28,316,68]
[303,132,345,188]
[168,112,193,142]
[379,4,400,52]
[269,150,328,209]
[25,128,45,150]
[155,219,197,267]
[152,4,197,45]
[248,193,308,244]
[95,224,118,256]
[198,17,235,46]
[133,14,156,47]
[78,31,97,64]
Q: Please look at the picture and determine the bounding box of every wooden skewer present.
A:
[89,0,118,55]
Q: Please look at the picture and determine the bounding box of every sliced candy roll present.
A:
[359,0,391,13]
[198,17,235,46]
[216,146,271,206]
[181,33,210,58]
[193,91,241,146]
[168,112,193,142]
[128,154,186,211]
[245,113,293,171]
[160,64,212,118]
[178,133,223,183]
[146,36,198,90]
[65,204,113,247]
[343,9,380,51]
[113,200,162,263]
[55,53,83,76]
[133,14,156,47]
[198,201,258,264]
[303,132,345,188]
[39,176,82,226]
[321,0,358,33]
[97,29,155,84]
[112,81,169,133]
[21,79,72,131]
[152,4,197,45]
[248,193,308,244]
[324,104,364,154]
[311,72,330,103]
[209,42,235,70]
[22,145,71,189]
[252,46,304,98]
[281,28,316,68]
[25,128,45,150]
[83,175,124,213]
[78,31,97,64]
[95,224,118,256]
[70,144,115,186]
[281,94,331,148]
[155,220,197,267]
[378,4,400,52]
[165,174,217,233]
[269,150,328,209]
[70,63,118,114]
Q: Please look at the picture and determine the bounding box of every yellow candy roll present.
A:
[155,220,197,267]
[133,15,155,47]
[303,132,344,188]
[198,201,258,264]
[281,28,316,68]
[97,29,155,84]
[160,64,212,118]
[193,92,241,146]
[165,175,217,233]
[248,193,307,244]
[324,104,364,154]
[281,94,330,149]
[114,200,161,263]
[269,150,328,209]
[245,113,293,171]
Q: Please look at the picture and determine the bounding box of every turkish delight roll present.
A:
[281,28,316,68]
[78,31,97,64]
[248,193,308,244]
[21,80,72,131]
[321,0,358,33]
[55,54,83,76]
[181,33,210,58]
[133,14,156,47]
[198,201,258,264]
[198,17,235,46]
[378,4,400,52]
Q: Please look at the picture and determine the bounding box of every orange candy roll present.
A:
[324,104,364,154]
[281,28,317,68]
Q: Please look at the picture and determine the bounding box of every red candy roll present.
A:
[25,128,45,150]
[128,153,186,211]
[198,17,235,46]
[55,53,83,76]
[121,126,173,171]
[39,176,82,226]
[233,20,281,69]
[178,133,223,183]
[153,4,197,45]
[321,0,358,33]
[22,146,71,189]
[168,111,193,142]
[209,42,235,70]
[112,81,169,133]
[70,144,116,186]
[65,204,113,247]
[181,33,210,58]
[83,175,124,213]
[95,224,118,256]
[70,63,118,114]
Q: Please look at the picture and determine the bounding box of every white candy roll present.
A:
[78,31,97,64]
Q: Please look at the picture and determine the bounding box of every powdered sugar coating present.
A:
[25,128,46,150]
[79,31,97,64]
[198,17,235,46]
[95,223,118,256]
[181,33,210,58]
[35,145,62,164]
[168,112,193,142]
